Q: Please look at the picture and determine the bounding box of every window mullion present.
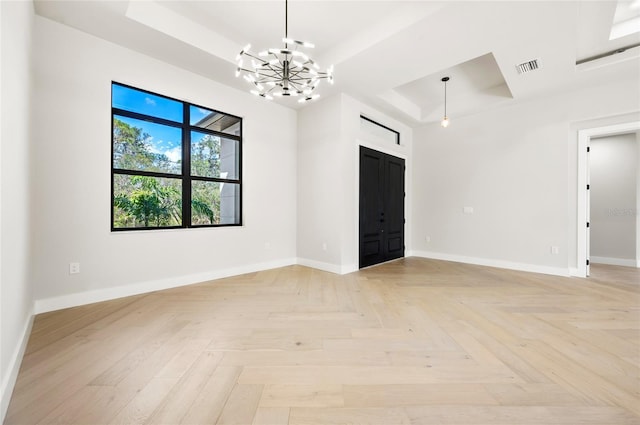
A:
[112,108,183,129]
[183,103,191,228]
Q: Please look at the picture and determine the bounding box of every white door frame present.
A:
[577,121,640,277]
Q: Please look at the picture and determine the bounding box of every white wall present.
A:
[412,76,640,276]
[1,0,35,420]
[590,133,638,265]
[297,94,412,273]
[297,94,343,271]
[31,16,298,311]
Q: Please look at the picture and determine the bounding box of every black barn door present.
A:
[359,146,405,268]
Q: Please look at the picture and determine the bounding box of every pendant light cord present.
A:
[444,80,447,117]
[285,0,288,46]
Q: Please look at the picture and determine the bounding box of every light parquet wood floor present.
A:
[5,258,640,425]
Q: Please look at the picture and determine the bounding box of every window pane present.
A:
[191,181,240,225]
[190,131,239,180]
[112,84,182,122]
[190,106,241,136]
[113,115,182,174]
[360,116,400,145]
[113,174,182,229]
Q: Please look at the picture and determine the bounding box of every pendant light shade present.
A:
[441,76,450,128]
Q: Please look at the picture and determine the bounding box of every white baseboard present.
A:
[412,251,571,277]
[1,311,34,423]
[590,256,638,268]
[34,256,363,315]
[296,258,357,275]
[569,267,582,277]
[341,264,359,274]
[32,251,575,316]
[34,258,297,314]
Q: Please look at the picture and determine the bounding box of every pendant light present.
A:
[441,76,450,128]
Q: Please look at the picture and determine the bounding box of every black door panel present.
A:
[359,146,405,268]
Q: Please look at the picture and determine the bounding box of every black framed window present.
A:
[111,82,242,230]
[360,115,400,145]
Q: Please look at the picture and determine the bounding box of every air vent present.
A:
[516,59,541,74]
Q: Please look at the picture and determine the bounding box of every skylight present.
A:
[609,0,640,40]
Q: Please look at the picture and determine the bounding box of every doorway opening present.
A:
[577,121,640,277]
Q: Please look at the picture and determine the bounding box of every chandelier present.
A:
[235,0,334,103]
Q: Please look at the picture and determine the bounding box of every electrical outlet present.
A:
[264,242,271,250]
[426,236,431,243]
[463,206,474,214]
[322,242,327,251]
[550,246,559,255]
[69,262,80,274]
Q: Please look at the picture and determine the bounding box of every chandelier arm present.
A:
[291,67,315,76]
[288,76,313,85]
[258,75,286,84]
[292,76,317,86]
[241,52,264,62]
[263,84,278,95]
[276,56,288,68]
[273,55,287,69]
[254,65,280,75]
[287,79,302,89]
[264,65,285,79]
[238,67,263,74]
[257,67,281,76]
[254,64,284,80]
[287,80,307,92]
[265,74,282,84]
[260,64,281,76]
[287,69,308,80]
[255,75,282,83]
[256,78,281,87]
[288,66,316,80]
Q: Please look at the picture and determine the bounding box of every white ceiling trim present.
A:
[377,89,422,122]
[576,46,640,72]
[317,2,446,68]
[125,0,238,65]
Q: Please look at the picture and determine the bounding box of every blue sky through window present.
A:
[190,105,212,125]
[114,115,182,164]
[112,84,182,122]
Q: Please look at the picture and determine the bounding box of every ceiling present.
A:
[34,0,640,127]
